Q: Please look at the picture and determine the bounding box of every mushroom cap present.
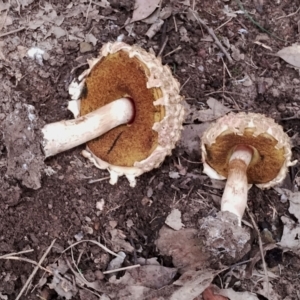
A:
[201,112,297,189]
[68,42,185,187]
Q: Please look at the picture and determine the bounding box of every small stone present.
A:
[277,103,286,112]
[95,270,104,280]
[80,42,93,53]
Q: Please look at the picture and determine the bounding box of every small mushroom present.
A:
[4,42,185,189]
[201,112,297,224]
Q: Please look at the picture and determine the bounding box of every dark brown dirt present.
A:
[0,0,300,299]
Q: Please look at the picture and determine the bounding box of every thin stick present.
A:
[158,36,169,57]
[276,6,300,20]
[62,239,120,257]
[205,90,244,96]
[15,239,56,300]
[189,9,233,64]
[215,17,233,31]
[247,210,270,299]
[0,249,34,259]
[0,26,25,38]
[179,76,190,92]
[86,0,92,20]
[0,256,51,273]
[103,264,141,274]
[88,176,110,184]
[164,46,182,58]
[65,257,102,296]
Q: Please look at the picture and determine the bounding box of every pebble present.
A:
[277,103,286,112]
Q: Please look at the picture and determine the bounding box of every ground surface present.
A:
[1,0,300,299]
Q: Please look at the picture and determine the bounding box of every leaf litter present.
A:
[0,0,299,300]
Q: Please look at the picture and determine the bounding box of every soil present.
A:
[0,0,300,299]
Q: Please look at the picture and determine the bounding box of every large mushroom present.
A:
[201,112,297,224]
[4,42,185,189]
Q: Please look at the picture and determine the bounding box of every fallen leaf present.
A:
[192,97,231,122]
[111,265,177,289]
[278,216,300,254]
[160,6,173,19]
[131,0,161,23]
[128,265,177,289]
[165,208,184,231]
[218,288,259,300]
[156,226,210,272]
[110,229,134,253]
[255,281,281,300]
[141,8,160,24]
[277,45,300,68]
[178,123,209,157]
[171,269,219,300]
[0,14,13,27]
[202,285,228,300]
[275,188,300,221]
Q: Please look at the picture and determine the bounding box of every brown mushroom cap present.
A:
[201,112,297,188]
[68,42,185,186]
[81,50,164,167]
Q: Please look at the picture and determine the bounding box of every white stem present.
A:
[42,98,133,158]
[221,145,253,225]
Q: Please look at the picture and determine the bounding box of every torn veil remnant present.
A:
[67,42,185,187]
[201,112,297,224]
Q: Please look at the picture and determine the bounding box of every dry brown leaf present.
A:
[171,269,219,300]
[165,208,184,231]
[202,285,228,300]
[131,0,161,23]
[277,45,300,68]
[192,97,230,122]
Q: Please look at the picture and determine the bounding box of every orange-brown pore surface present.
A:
[205,129,285,183]
[80,50,165,167]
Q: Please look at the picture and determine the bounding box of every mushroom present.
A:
[66,42,185,187]
[4,42,185,189]
[201,112,297,224]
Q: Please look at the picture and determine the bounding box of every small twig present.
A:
[86,0,92,21]
[0,26,25,37]
[0,256,51,273]
[215,17,233,31]
[103,264,141,274]
[158,36,169,57]
[62,239,120,257]
[0,249,34,259]
[276,6,300,20]
[88,176,110,184]
[205,90,244,96]
[163,46,182,58]
[189,9,233,64]
[65,257,102,296]
[15,239,56,300]
[0,0,10,32]
[172,15,178,32]
[179,76,191,92]
[180,156,202,164]
[247,210,270,299]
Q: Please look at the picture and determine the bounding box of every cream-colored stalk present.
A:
[221,145,253,225]
[42,98,133,158]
